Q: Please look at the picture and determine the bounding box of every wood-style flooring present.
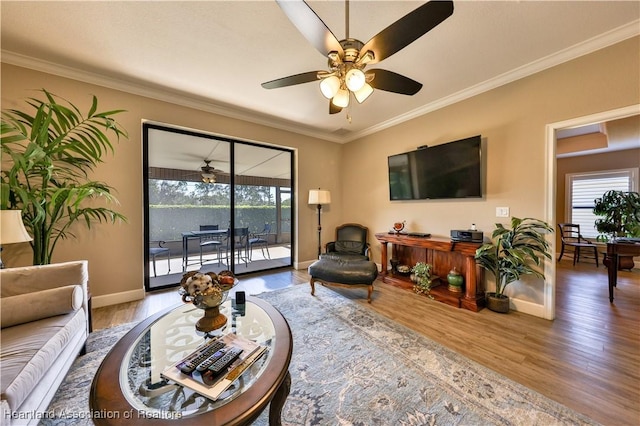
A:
[92,260,639,426]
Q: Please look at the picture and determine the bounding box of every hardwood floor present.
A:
[92,261,639,425]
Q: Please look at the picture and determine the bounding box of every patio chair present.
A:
[199,225,223,265]
[149,241,171,277]
[248,223,272,260]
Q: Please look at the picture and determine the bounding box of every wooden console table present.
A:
[375,233,485,311]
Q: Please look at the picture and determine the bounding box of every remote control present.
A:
[208,346,243,376]
[177,340,225,374]
[195,347,228,372]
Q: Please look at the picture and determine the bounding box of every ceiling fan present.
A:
[262,0,454,115]
[200,160,218,183]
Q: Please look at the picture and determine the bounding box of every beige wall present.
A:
[2,36,638,315]
[342,37,639,309]
[1,64,343,303]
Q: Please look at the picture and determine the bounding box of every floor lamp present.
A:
[308,189,331,258]
[0,210,32,269]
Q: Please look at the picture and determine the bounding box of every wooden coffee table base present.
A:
[269,371,291,426]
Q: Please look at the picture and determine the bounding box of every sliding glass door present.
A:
[143,123,294,291]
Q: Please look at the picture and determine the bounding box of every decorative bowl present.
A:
[179,271,237,332]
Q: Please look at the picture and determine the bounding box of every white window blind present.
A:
[567,169,636,239]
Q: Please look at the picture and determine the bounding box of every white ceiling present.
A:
[2,1,639,145]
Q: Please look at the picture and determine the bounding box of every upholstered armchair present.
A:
[322,223,370,261]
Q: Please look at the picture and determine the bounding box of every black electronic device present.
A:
[450,230,483,243]
[388,135,482,200]
[235,291,246,305]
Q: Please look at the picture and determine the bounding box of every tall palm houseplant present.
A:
[1,89,128,265]
[475,217,553,313]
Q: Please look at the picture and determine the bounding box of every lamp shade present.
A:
[308,189,331,205]
[0,210,32,244]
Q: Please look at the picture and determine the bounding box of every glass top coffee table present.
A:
[90,296,292,425]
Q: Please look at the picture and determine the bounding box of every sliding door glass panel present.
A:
[145,125,230,290]
[232,143,292,273]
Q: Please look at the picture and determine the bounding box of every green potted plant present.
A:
[593,190,640,269]
[1,89,128,265]
[411,262,438,298]
[475,217,553,313]
[593,190,640,240]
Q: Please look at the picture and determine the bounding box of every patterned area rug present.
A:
[42,284,598,425]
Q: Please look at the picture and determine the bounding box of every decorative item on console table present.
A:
[375,232,485,312]
[447,267,464,292]
[411,262,439,299]
[475,217,553,313]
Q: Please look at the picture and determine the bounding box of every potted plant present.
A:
[475,217,553,313]
[593,190,640,269]
[1,90,128,265]
[411,262,438,298]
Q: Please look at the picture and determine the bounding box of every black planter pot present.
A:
[486,292,510,313]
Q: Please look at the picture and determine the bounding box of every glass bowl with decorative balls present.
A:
[179,270,237,332]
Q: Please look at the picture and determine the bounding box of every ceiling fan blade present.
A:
[360,0,454,65]
[329,101,342,114]
[276,0,344,57]
[367,69,422,95]
[262,71,322,89]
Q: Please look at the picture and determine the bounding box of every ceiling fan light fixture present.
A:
[354,83,373,103]
[202,172,216,184]
[345,68,366,92]
[332,88,350,108]
[320,75,341,99]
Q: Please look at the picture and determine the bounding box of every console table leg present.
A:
[269,370,291,426]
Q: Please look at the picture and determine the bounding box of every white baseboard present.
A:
[92,288,145,308]
[510,297,546,318]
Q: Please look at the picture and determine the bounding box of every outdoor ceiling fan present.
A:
[199,160,216,183]
[262,0,454,115]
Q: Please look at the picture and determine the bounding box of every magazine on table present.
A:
[161,333,267,401]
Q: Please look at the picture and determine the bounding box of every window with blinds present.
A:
[566,169,637,239]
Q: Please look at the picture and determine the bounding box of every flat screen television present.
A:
[388,135,483,200]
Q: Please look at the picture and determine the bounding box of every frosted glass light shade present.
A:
[354,83,374,103]
[0,210,32,244]
[332,89,350,108]
[320,76,340,99]
[308,189,331,205]
[345,68,365,92]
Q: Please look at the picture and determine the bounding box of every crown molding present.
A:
[0,51,344,144]
[3,20,638,144]
[344,20,640,142]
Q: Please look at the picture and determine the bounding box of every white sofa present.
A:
[0,261,90,426]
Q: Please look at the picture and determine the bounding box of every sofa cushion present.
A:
[0,310,86,411]
[1,285,83,329]
[334,240,365,254]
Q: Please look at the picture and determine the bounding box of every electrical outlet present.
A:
[496,207,510,217]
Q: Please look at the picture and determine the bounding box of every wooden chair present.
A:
[557,223,599,267]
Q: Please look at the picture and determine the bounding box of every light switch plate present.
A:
[496,207,510,217]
